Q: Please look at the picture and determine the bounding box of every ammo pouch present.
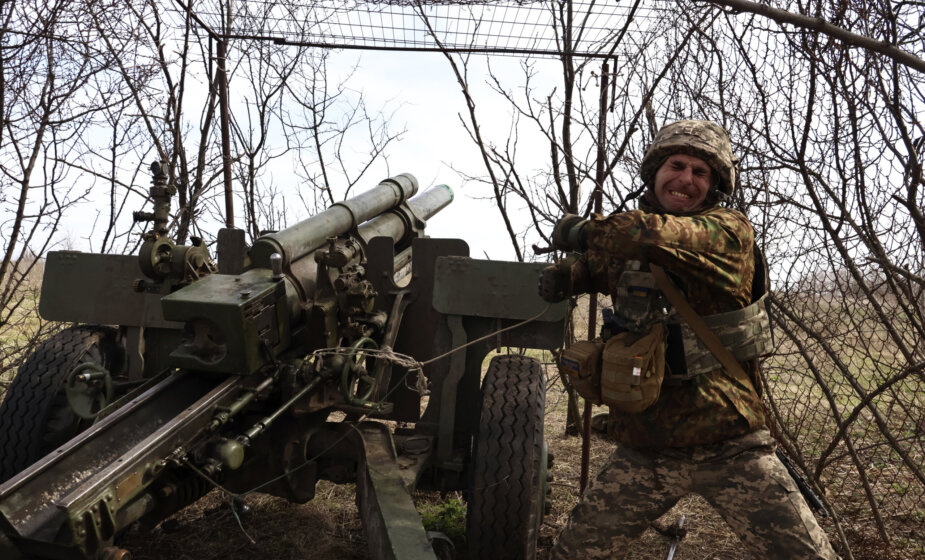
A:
[600,322,666,413]
[558,340,604,405]
[557,324,666,414]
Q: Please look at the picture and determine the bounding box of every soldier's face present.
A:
[653,154,714,212]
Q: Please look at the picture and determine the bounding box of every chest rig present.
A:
[605,253,772,383]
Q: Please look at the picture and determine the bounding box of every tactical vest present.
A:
[608,255,772,383]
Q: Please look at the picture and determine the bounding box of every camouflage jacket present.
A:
[572,205,767,449]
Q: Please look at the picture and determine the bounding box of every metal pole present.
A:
[580,59,610,493]
[217,4,234,229]
[588,60,609,341]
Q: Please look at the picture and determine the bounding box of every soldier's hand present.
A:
[538,262,571,302]
[551,214,588,252]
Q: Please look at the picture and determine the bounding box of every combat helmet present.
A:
[639,120,739,197]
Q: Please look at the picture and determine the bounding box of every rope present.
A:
[419,303,552,366]
[181,457,257,544]
[307,302,552,394]
[180,303,553,540]
[308,303,551,369]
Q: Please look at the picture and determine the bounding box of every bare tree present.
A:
[0,0,408,391]
[280,51,406,219]
[0,0,122,380]
[417,0,714,261]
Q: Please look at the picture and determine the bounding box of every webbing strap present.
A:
[650,264,754,391]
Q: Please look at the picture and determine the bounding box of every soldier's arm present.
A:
[571,250,613,294]
[584,208,754,295]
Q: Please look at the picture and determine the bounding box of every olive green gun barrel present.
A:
[357,183,454,244]
[250,173,419,268]
[256,182,453,305]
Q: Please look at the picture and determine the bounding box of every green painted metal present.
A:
[250,174,419,268]
[39,252,182,328]
[356,422,437,560]
[1,174,570,560]
[64,362,114,420]
[160,268,293,375]
[432,257,567,321]
[357,184,454,245]
[0,373,228,558]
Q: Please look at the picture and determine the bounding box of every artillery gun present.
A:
[0,163,566,560]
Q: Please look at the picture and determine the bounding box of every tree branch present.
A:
[701,0,925,74]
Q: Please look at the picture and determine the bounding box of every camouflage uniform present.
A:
[551,430,837,559]
[548,120,838,559]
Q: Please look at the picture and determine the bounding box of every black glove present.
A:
[538,261,572,302]
[551,214,589,252]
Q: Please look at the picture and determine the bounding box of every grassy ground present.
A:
[0,261,56,390]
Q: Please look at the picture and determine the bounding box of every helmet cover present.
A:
[640,120,739,196]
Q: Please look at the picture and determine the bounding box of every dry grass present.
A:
[0,259,57,389]
[121,483,368,560]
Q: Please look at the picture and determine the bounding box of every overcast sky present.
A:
[55,48,553,261]
[337,49,560,261]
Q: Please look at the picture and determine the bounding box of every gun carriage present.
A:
[0,164,566,560]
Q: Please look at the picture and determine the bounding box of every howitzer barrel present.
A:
[357,184,454,244]
[250,174,419,267]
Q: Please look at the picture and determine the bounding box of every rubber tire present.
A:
[467,354,547,560]
[0,326,122,483]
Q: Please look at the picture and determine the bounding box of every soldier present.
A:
[540,120,838,559]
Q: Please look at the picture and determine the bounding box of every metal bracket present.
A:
[437,316,466,470]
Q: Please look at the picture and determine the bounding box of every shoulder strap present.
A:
[650,264,755,391]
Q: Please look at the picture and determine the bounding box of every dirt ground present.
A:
[116,370,848,560]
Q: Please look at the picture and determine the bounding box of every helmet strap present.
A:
[704,186,730,207]
[617,185,647,213]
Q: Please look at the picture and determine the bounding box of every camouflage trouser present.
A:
[549,430,838,559]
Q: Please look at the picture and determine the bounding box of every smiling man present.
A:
[652,153,712,212]
[539,120,839,559]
